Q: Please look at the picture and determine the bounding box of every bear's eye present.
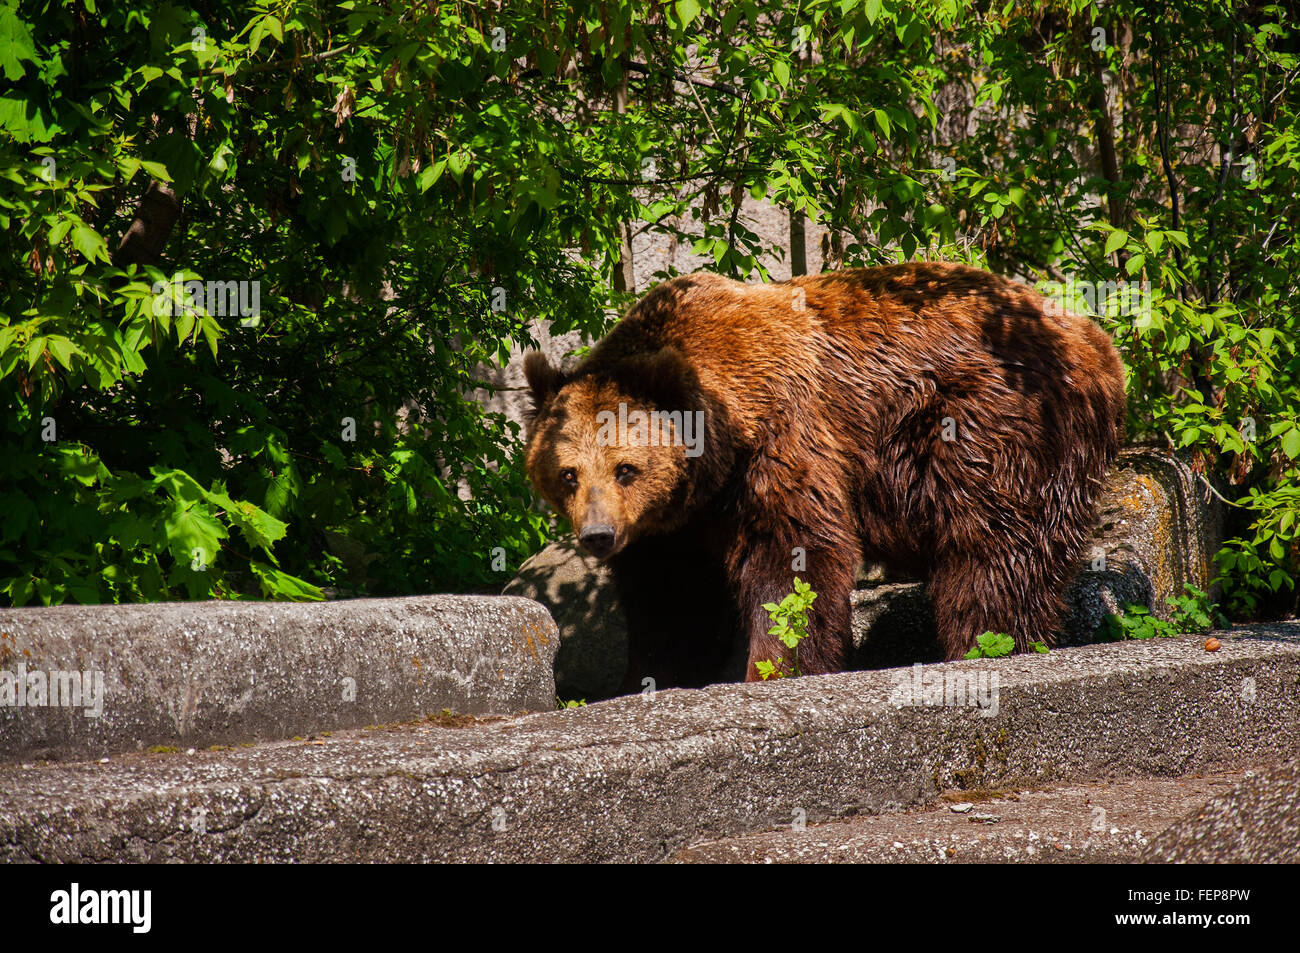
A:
[560,468,578,489]
[615,463,638,486]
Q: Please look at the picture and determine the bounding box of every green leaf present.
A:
[972,631,1015,658]
[45,335,79,371]
[675,0,702,28]
[417,159,445,193]
[47,218,72,245]
[250,18,267,55]
[139,160,172,182]
[70,225,108,262]
[0,6,38,80]
[163,502,228,562]
[0,496,37,543]
[1280,428,1300,460]
[249,560,325,601]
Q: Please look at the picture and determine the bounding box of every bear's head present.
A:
[522,348,705,559]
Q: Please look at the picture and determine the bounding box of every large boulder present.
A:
[508,449,1224,700]
[502,540,623,702]
[1061,447,1223,638]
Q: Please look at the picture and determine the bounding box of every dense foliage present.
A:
[2,0,1296,617]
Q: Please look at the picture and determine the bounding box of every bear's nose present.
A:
[578,524,617,559]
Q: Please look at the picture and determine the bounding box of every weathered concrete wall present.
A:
[0,595,558,762]
[2,623,1295,863]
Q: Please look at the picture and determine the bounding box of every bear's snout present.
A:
[577,523,618,559]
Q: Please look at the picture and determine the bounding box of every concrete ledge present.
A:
[1,623,1296,862]
[0,595,558,762]
[670,771,1252,863]
[1141,758,1300,863]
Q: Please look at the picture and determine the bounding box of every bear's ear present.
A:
[523,351,566,411]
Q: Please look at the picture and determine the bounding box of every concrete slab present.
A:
[670,771,1257,863]
[0,595,558,761]
[1141,758,1300,863]
[1,623,1295,862]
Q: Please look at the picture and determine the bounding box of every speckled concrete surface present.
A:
[670,771,1255,863]
[1,623,1295,862]
[0,595,558,762]
[1142,759,1300,863]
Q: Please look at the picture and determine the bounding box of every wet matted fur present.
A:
[524,262,1126,686]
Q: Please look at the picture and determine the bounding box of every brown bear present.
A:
[523,262,1126,687]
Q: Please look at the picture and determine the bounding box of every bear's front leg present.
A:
[726,529,857,682]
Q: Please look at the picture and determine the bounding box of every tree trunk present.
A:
[114,179,181,268]
[612,72,635,293]
[789,207,807,276]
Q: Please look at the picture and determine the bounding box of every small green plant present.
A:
[1029,640,1050,654]
[757,577,817,679]
[1100,604,1176,640]
[557,697,587,709]
[1167,584,1224,631]
[1099,584,1225,641]
[963,631,1016,659]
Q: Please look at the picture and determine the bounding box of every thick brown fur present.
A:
[524,262,1127,685]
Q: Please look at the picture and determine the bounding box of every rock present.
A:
[502,539,624,702]
[506,449,1223,699]
[851,583,943,667]
[1141,758,1300,863]
[0,595,558,762]
[1060,447,1224,641]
